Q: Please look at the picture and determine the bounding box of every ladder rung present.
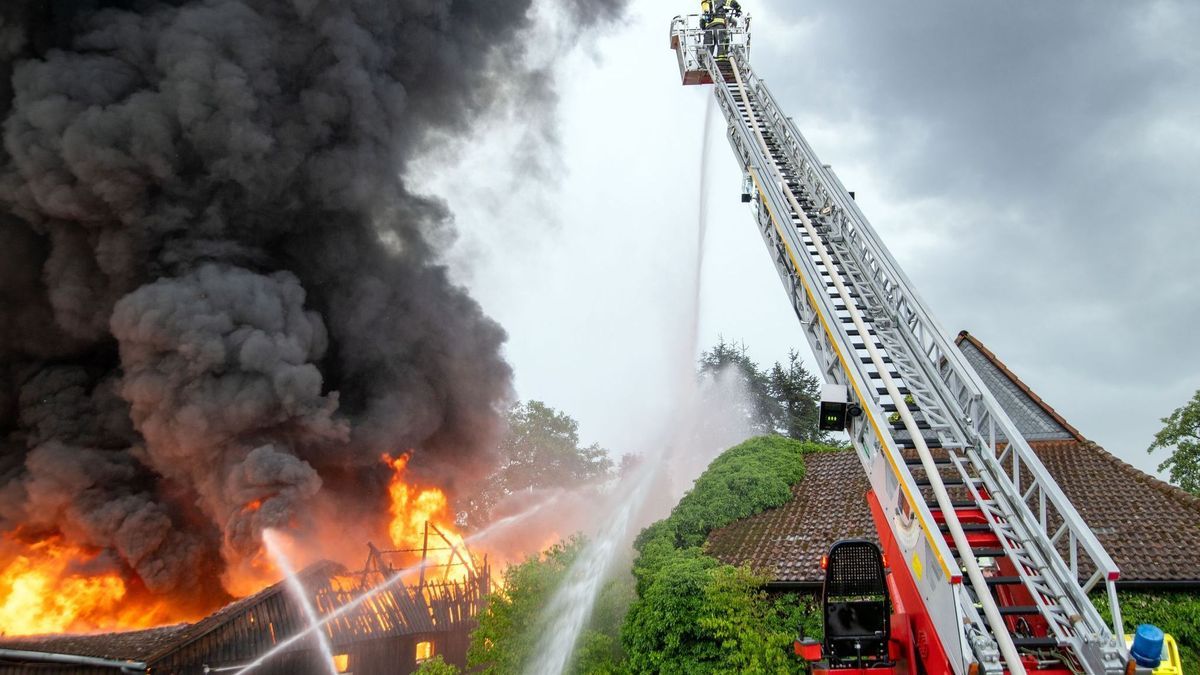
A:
[915,477,968,487]
[985,576,1023,586]
[898,439,943,449]
[903,457,952,467]
[892,419,931,429]
[938,523,992,533]
[967,548,1007,558]
[997,605,1042,616]
[1010,637,1059,649]
[868,370,903,380]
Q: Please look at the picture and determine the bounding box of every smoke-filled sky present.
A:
[430,0,1200,479]
[0,0,625,608]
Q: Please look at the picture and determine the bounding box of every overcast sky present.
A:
[416,0,1200,479]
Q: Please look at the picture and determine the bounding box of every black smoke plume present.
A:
[0,0,622,609]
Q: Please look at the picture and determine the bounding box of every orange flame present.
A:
[0,535,188,636]
[0,456,507,638]
[385,454,471,584]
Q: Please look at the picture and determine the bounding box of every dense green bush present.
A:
[1092,591,1200,672]
[623,558,796,673]
[634,435,827,552]
[467,536,632,675]
[770,592,824,642]
[413,655,460,675]
[623,435,839,673]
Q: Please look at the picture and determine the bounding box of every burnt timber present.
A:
[0,537,490,674]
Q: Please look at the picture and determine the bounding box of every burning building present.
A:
[0,0,623,657]
[0,537,491,674]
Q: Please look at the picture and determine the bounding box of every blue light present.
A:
[1129,624,1164,669]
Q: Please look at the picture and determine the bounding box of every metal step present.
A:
[1011,637,1059,649]
[938,523,992,534]
[966,548,1007,558]
[985,576,1024,587]
[904,457,953,468]
[898,439,943,449]
[996,605,1042,616]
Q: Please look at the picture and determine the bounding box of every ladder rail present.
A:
[741,57,1124,646]
[671,15,1131,674]
[709,48,978,673]
[728,50,1027,675]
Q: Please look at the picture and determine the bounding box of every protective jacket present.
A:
[701,0,742,28]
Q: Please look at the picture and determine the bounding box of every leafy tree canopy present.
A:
[414,655,460,675]
[699,338,831,444]
[623,436,839,673]
[1149,389,1200,495]
[468,400,614,524]
[634,435,820,557]
[467,535,631,674]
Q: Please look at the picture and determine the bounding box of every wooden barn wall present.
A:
[146,591,315,674]
[336,628,472,675]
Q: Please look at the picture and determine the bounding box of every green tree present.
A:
[699,338,829,444]
[468,401,614,523]
[468,536,631,674]
[622,436,838,673]
[414,655,460,675]
[469,538,581,674]
[699,337,778,435]
[769,349,828,444]
[1149,389,1200,495]
[697,565,798,673]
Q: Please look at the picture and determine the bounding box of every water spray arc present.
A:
[524,95,720,675]
[524,466,658,675]
[261,530,339,675]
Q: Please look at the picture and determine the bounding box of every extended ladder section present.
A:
[669,14,1129,675]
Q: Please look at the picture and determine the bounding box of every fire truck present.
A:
[669,13,1174,675]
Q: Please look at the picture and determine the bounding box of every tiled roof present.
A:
[706,332,1200,586]
[705,451,875,585]
[0,624,188,662]
[1034,438,1200,583]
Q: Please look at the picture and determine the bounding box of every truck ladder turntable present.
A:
[670,14,1132,675]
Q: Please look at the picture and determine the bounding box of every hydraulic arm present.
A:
[669,14,1143,675]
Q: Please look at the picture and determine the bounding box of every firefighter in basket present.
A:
[701,0,742,61]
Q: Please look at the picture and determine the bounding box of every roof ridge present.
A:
[956,330,1085,443]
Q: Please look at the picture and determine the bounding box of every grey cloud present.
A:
[753,0,1200,465]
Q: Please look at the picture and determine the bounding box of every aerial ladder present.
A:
[669,13,1168,675]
